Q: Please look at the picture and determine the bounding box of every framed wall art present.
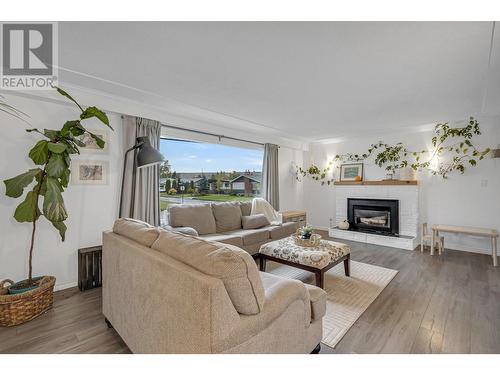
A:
[340,163,364,182]
[71,160,109,185]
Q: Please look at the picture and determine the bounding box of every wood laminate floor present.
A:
[1,232,499,354]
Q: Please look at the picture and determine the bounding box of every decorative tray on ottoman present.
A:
[293,229,322,247]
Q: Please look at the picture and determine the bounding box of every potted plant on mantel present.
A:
[0,88,112,327]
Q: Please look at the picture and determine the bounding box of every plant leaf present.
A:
[43,177,68,222]
[43,129,59,141]
[55,86,84,112]
[70,123,86,137]
[4,168,42,198]
[47,142,67,154]
[72,138,86,147]
[29,140,49,165]
[88,132,105,148]
[80,106,112,129]
[60,168,71,188]
[14,191,41,222]
[51,220,67,241]
[46,154,67,178]
[60,120,80,136]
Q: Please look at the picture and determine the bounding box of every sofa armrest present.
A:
[214,272,311,352]
[258,272,311,326]
[304,284,327,321]
[172,226,199,236]
[162,224,199,236]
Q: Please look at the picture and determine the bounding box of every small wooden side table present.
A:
[281,210,307,227]
[431,224,498,267]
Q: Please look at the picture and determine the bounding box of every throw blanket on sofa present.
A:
[251,198,282,225]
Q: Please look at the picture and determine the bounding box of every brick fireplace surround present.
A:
[329,184,419,250]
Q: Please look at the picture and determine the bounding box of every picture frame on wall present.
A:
[71,160,109,185]
[75,130,109,154]
[340,163,364,182]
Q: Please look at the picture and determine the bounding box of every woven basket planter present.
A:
[0,276,56,327]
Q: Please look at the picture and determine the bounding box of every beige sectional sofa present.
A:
[167,201,299,255]
[103,218,326,354]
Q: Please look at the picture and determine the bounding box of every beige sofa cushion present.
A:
[152,230,265,315]
[212,202,242,232]
[199,233,243,247]
[113,218,161,247]
[239,202,252,216]
[241,227,271,246]
[242,214,270,230]
[269,222,298,239]
[168,204,216,235]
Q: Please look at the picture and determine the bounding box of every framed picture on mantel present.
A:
[340,163,364,182]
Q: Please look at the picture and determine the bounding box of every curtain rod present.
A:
[161,123,266,147]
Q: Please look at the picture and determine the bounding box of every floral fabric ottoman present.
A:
[258,236,351,288]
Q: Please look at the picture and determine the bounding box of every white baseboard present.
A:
[54,281,78,291]
[313,226,330,231]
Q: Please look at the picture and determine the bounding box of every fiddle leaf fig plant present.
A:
[3,87,113,286]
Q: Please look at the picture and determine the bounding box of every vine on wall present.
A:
[296,117,491,185]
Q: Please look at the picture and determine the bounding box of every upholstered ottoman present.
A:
[258,236,351,289]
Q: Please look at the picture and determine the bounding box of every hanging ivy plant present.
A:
[297,117,491,184]
[295,160,335,186]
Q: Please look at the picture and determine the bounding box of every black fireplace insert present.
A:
[347,198,399,236]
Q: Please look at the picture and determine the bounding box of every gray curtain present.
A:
[120,116,161,226]
[261,143,280,210]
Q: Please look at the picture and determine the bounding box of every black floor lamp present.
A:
[119,136,164,218]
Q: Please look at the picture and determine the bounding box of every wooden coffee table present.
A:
[258,236,351,289]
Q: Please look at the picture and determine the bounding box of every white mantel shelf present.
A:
[334,180,418,186]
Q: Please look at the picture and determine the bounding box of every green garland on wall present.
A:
[296,117,491,185]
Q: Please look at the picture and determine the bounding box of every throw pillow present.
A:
[212,202,243,232]
[242,214,271,230]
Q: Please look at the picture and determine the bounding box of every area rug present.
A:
[266,260,398,348]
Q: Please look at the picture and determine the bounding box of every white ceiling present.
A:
[58,22,500,143]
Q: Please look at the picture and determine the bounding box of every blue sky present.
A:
[160,139,264,173]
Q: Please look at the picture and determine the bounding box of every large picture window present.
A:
[159,138,264,215]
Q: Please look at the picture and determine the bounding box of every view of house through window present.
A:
[159,138,264,215]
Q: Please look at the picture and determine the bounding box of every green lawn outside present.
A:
[160,200,169,211]
[160,192,194,198]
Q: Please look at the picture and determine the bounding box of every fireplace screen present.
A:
[354,208,390,229]
[347,198,399,236]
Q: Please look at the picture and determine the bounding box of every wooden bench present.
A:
[431,224,498,267]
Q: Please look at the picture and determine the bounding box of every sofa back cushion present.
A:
[239,201,252,216]
[212,202,242,233]
[242,214,271,230]
[168,204,216,235]
[113,218,161,247]
[151,230,265,315]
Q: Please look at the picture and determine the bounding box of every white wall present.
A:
[303,116,500,254]
[0,94,123,290]
[278,146,305,212]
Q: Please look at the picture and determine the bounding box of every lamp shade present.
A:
[136,136,164,168]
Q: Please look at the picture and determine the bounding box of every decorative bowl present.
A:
[293,230,322,247]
